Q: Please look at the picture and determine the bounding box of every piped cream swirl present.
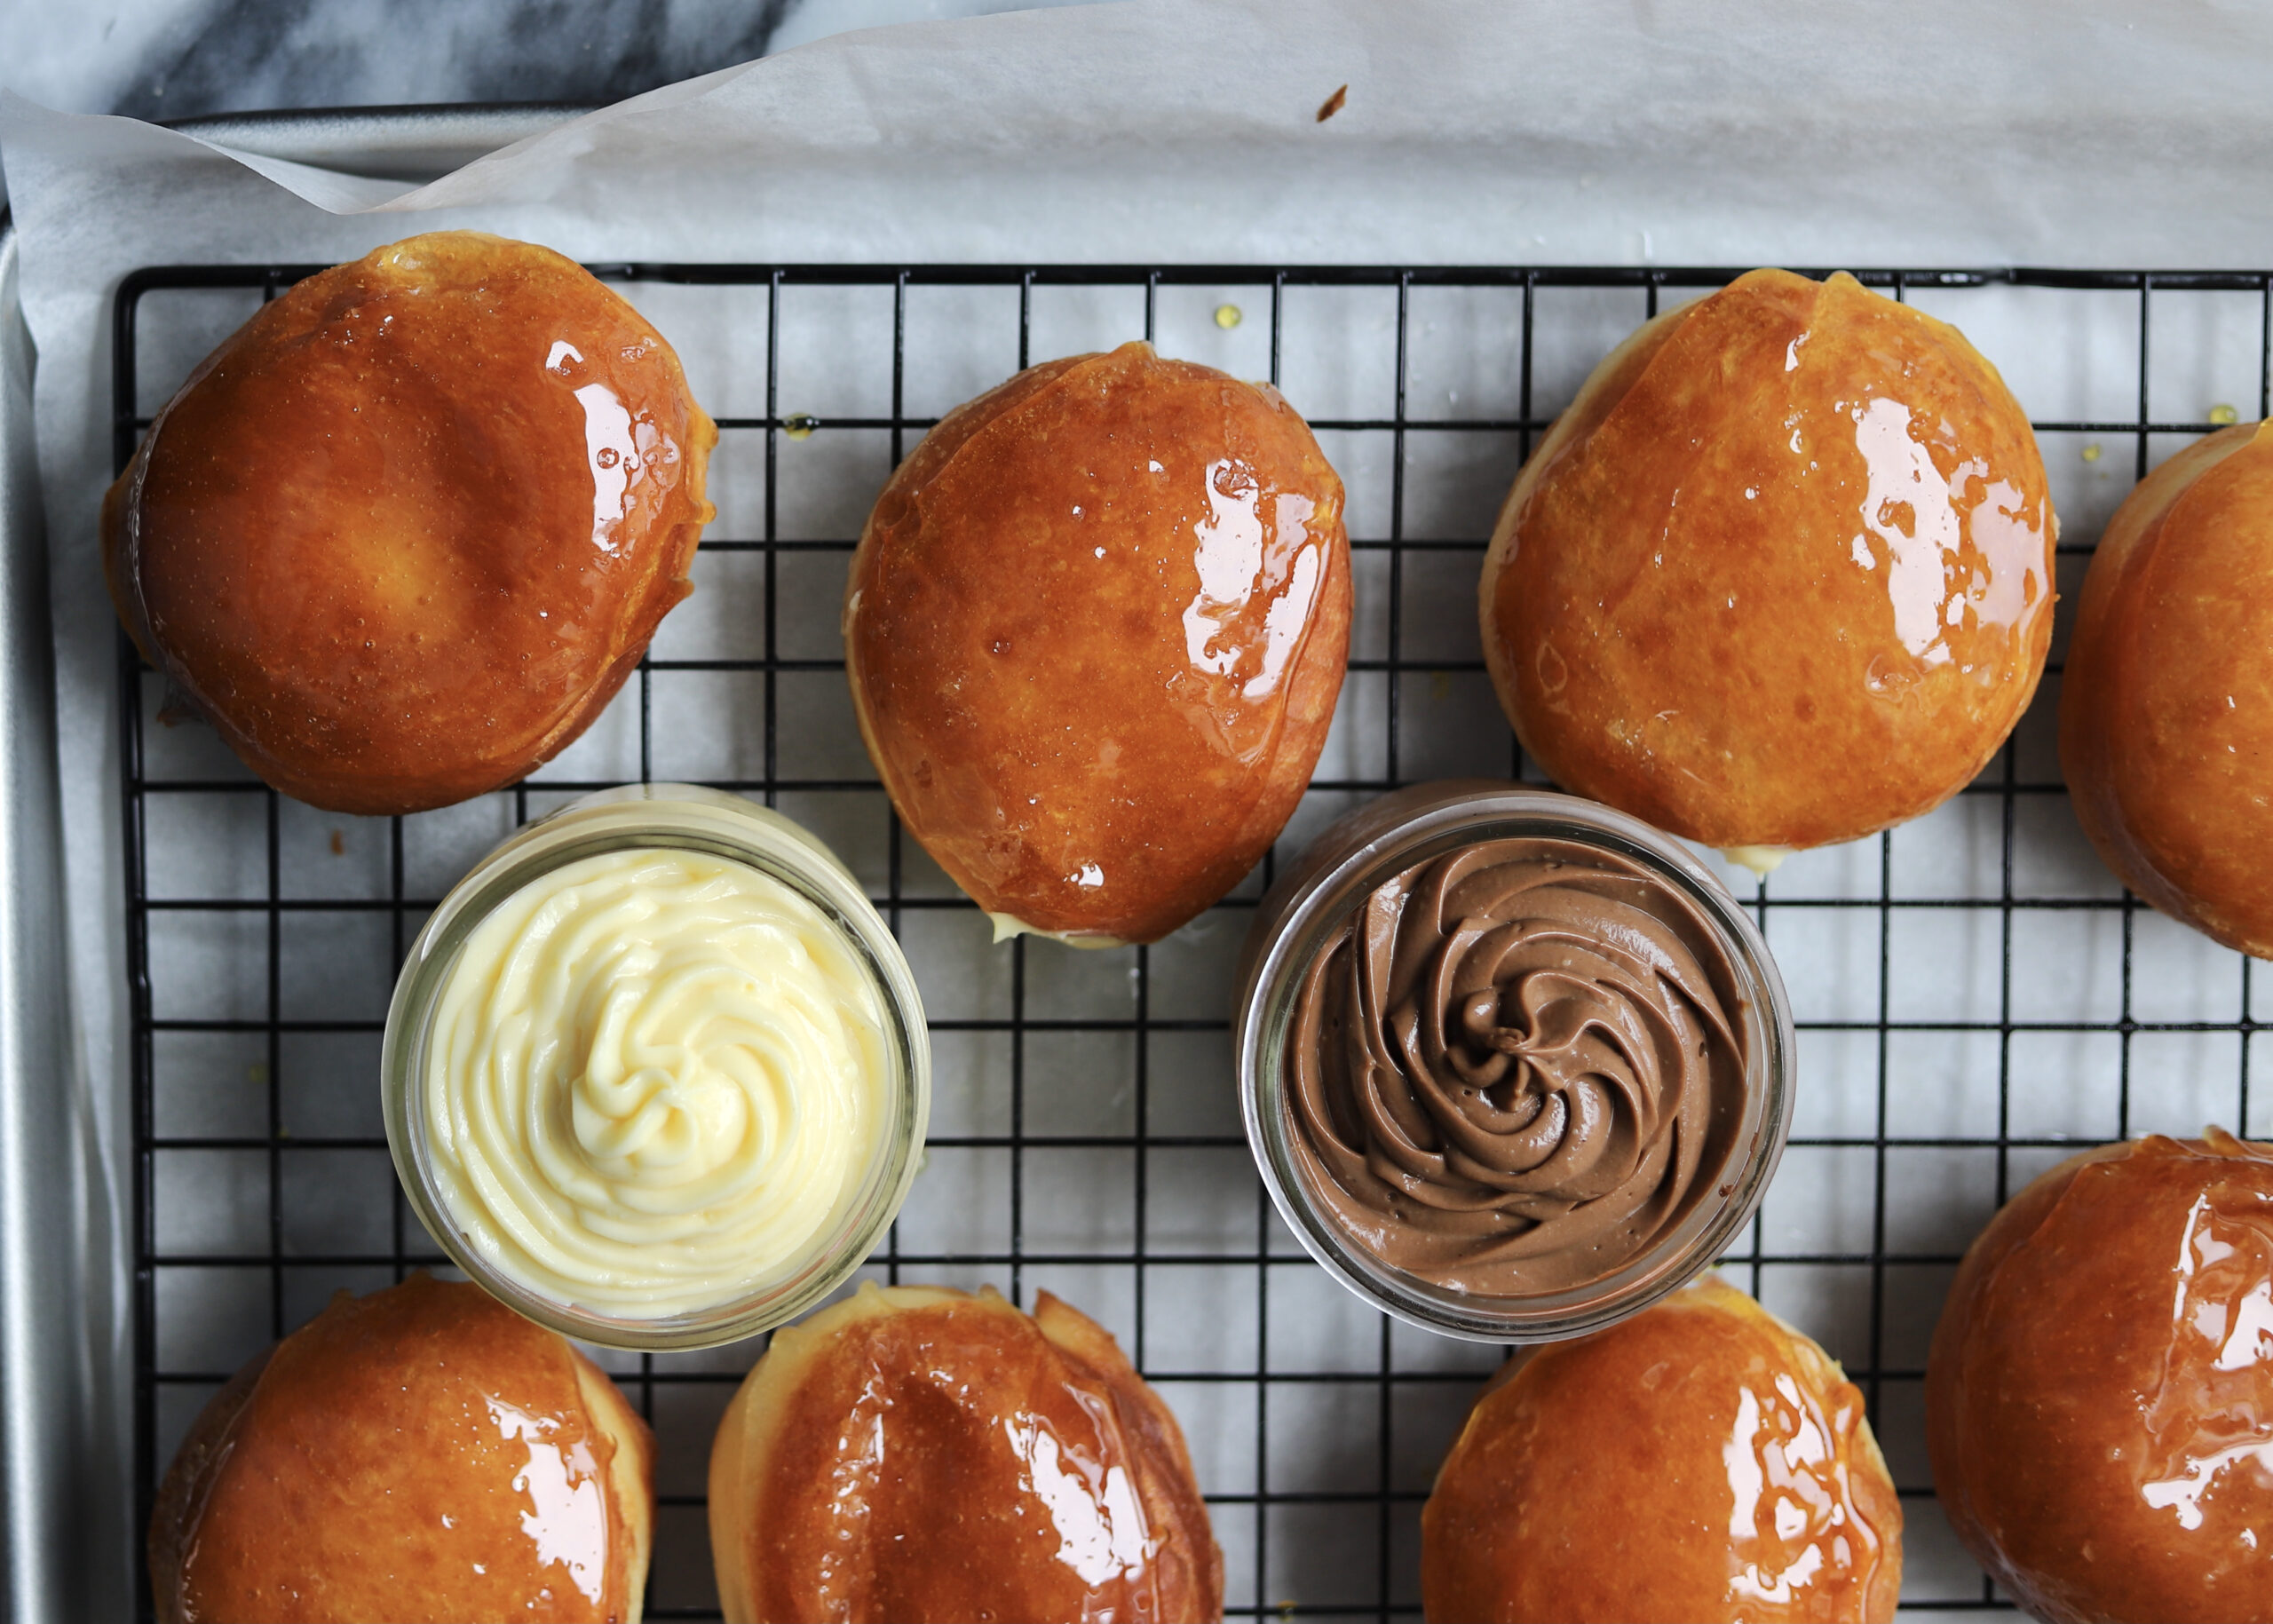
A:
[1286,837,1747,1294]
[425,847,886,1317]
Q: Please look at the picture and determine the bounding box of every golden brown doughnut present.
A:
[1927,1130,2273,1623]
[843,341,1349,944]
[1422,1274,1902,1623]
[2060,420,2273,955]
[149,1272,653,1623]
[708,1281,1221,1623]
[1480,269,2055,857]
[104,230,716,815]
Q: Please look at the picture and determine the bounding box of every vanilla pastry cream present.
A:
[424,846,888,1319]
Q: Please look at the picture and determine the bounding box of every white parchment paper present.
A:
[4,0,2273,1602]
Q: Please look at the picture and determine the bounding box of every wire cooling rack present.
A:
[115,261,2273,1620]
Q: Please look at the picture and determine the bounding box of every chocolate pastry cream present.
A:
[1286,837,1749,1295]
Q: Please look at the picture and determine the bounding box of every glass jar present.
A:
[1235,780,1793,1343]
[383,784,929,1350]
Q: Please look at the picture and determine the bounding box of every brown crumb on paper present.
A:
[1317,83,1348,122]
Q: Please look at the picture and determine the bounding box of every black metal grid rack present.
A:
[115,261,2273,1620]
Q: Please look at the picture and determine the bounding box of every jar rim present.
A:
[381,784,931,1351]
[1234,780,1794,1343]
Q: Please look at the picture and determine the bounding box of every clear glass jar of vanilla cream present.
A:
[383,785,929,1350]
[1236,780,1792,1343]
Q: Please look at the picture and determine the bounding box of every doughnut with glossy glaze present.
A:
[1422,1274,1901,1622]
[708,1280,1221,1623]
[844,341,1349,945]
[2061,420,2273,955]
[103,230,716,815]
[149,1273,653,1624]
[1928,1130,2273,1623]
[1480,269,2054,857]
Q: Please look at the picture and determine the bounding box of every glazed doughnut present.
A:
[1928,1130,2273,1623]
[149,1273,653,1623]
[1480,268,2054,861]
[1423,1274,1901,1622]
[844,340,1349,944]
[2061,419,2273,955]
[104,230,715,815]
[709,1281,1221,1622]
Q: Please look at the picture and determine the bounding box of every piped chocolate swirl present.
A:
[1285,837,1748,1295]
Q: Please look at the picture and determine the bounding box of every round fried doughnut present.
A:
[2061,420,2273,955]
[1480,268,2054,860]
[1928,1130,2273,1623]
[844,340,1349,944]
[149,1273,653,1623]
[708,1281,1220,1623]
[103,230,715,815]
[1422,1274,1901,1622]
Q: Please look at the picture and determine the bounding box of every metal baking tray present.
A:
[0,208,92,1624]
[18,103,2273,1623]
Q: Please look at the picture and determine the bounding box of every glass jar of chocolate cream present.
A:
[384,785,930,1351]
[1236,781,1793,1343]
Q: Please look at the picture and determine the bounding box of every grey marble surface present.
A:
[0,0,1091,122]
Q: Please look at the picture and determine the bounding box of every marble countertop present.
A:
[1,0,1091,122]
